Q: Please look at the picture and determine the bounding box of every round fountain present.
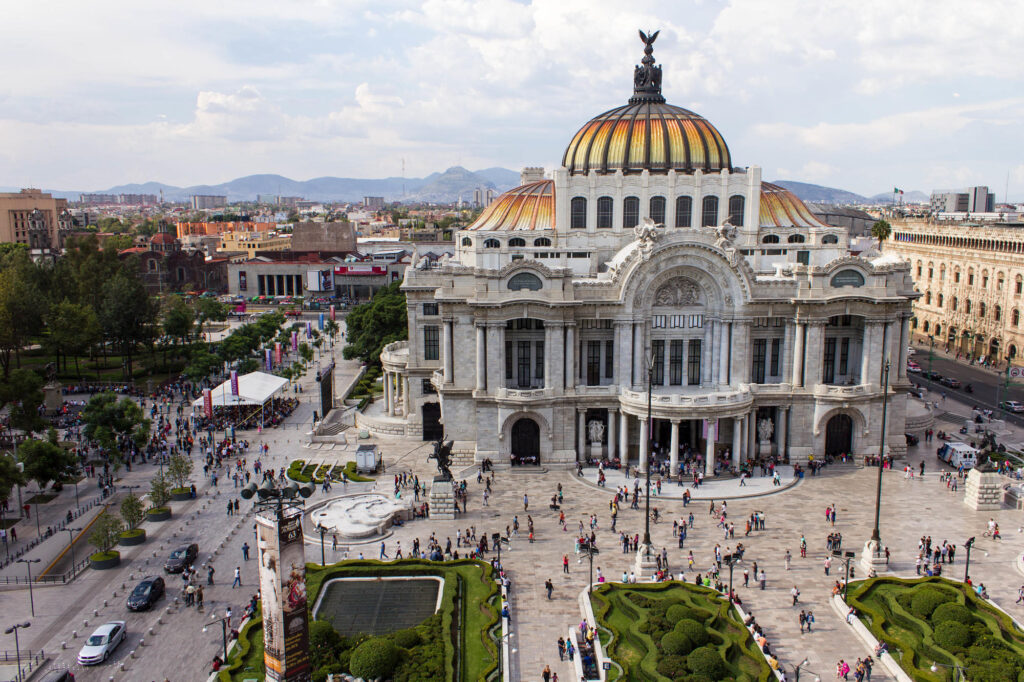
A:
[308,494,412,540]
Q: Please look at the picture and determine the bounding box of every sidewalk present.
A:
[575,466,800,501]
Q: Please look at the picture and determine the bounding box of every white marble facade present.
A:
[378,37,917,472]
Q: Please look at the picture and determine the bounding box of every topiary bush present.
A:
[931,602,973,626]
[910,587,954,619]
[392,628,421,649]
[655,654,688,679]
[687,645,726,679]
[665,604,705,625]
[349,637,399,679]
[675,618,709,650]
[660,631,690,656]
[934,621,974,651]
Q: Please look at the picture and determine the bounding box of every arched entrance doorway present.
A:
[421,403,442,441]
[825,414,853,457]
[510,418,540,466]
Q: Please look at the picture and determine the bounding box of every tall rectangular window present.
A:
[687,339,701,385]
[587,341,601,386]
[535,341,544,379]
[701,196,719,227]
[423,325,439,360]
[623,196,640,228]
[669,340,684,385]
[597,196,613,228]
[517,340,531,387]
[570,197,587,229]
[823,337,837,384]
[650,196,666,225]
[605,340,614,378]
[839,337,849,375]
[770,338,781,376]
[751,338,767,383]
[651,340,665,385]
[728,195,745,226]
[675,196,692,227]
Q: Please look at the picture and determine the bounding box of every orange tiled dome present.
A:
[465,180,554,231]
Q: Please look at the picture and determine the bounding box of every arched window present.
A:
[461,237,471,246]
[923,320,930,332]
[701,196,719,226]
[623,196,640,228]
[995,305,1002,321]
[728,195,745,226]
[940,265,946,280]
[917,262,922,277]
[762,234,780,244]
[927,264,933,279]
[1014,309,1021,327]
[830,269,865,287]
[570,197,587,229]
[938,294,943,308]
[998,273,1005,290]
[1016,275,1022,295]
[508,237,526,247]
[925,292,932,305]
[935,324,942,337]
[649,196,666,225]
[507,272,542,291]
[483,238,500,249]
[675,196,693,228]
[788,234,806,243]
[822,234,839,244]
[968,269,974,286]
[533,237,551,247]
[954,269,961,283]
[596,196,613,229]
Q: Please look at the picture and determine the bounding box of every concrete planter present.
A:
[90,551,121,570]
[170,489,192,502]
[146,507,172,522]
[118,529,147,546]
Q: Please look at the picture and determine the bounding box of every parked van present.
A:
[937,442,978,469]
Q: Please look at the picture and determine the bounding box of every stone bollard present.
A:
[139,639,145,647]
[103,600,108,607]
[61,641,67,649]
[129,574,134,580]
[83,620,89,628]
[130,650,136,659]
[72,631,77,639]
[153,551,158,557]
[149,626,156,635]
[119,662,125,671]
[93,609,99,617]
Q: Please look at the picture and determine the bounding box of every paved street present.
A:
[7,339,1024,682]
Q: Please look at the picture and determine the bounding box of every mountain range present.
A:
[771,180,928,205]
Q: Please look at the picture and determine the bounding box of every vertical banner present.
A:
[318,313,324,330]
[256,511,311,681]
[329,305,335,321]
[306,322,312,339]
[275,342,283,365]
[202,389,213,418]
[291,331,298,352]
[230,370,239,396]
[265,348,273,371]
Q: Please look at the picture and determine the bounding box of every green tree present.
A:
[166,453,194,490]
[98,272,156,377]
[162,295,195,349]
[103,233,134,251]
[0,369,46,434]
[149,472,171,509]
[0,453,27,508]
[81,392,152,469]
[18,434,77,491]
[194,297,227,338]
[342,281,407,365]
[0,250,45,377]
[88,511,124,553]
[184,348,222,384]
[120,493,144,530]
[871,219,892,251]
[45,299,101,375]
[62,234,126,312]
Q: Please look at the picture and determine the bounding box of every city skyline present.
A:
[3,0,1024,199]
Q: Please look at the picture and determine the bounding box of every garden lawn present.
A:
[591,582,773,682]
[846,576,1024,681]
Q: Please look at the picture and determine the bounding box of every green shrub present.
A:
[312,663,345,682]
[687,645,726,679]
[675,619,709,649]
[661,631,690,656]
[655,654,688,679]
[666,604,705,624]
[931,602,973,626]
[627,593,653,609]
[934,621,974,650]
[910,587,954,619]
[349,637,399,679]
[392,628,421,649]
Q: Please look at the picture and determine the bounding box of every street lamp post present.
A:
[964,537,975,583]
[16,558,40,617]
[492,533,509,571]
[643,352,655,554]
[4,621,30,682]
[833,550,857,598]
[931,662,966,681]
[317,525,326,566]
[63,527,83,574]
[794,659,821,682]
[870,358,892,549]
[582,544,600,595]
[203,613,231,663]
[927,334,935,376]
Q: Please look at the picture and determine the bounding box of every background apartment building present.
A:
[0,188,71,251]
[191,195,227,210]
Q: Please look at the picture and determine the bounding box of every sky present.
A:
[2,0,1024,198]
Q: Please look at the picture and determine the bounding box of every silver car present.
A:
[77,621,126,665]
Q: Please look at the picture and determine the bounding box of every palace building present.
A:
[373,34,917,471]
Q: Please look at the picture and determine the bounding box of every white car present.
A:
[77,621,126,666]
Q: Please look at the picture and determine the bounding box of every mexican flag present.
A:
[894,187,904,195]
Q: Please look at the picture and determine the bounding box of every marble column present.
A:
[711,320,722,386]
[544,323,556,390]
[615,322,631,387]
[805,323,824,386]
[565,324,576,390]
[639,416,649,472]
[402,377,410,417]
[442,320,453,383]
[632,323,644,388]
[619,411,629,468]
[791,321,805,387]
[487,324,504,391]
[577,408,586,461]
[860,322,874,385]
[898,316,910,379]
[705,423,715,476]
[702,322,714,385]
[384,371,392,414]
[732,416,742,468]
[608,409,618,461]
[475,325,486,391]
[777,407,788,459]
[733,321,749,385]
[669,419,680,474]
[782,320,794,384]
[747,409,756,458]
[718,322,731,385]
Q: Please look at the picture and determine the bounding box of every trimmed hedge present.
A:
[349,637,399,679]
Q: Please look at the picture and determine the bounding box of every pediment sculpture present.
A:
[653,277,702,306]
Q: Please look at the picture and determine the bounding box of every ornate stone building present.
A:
[378,35,917,470]
[888,219,1024,364]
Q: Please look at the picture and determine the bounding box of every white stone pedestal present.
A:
[859,538,887,577]
[964,468,1004,510]
[758,439,772,457]
[634,544,660,580]
[589,443,603,461]
[43,382,62,415]
[429,477,456,520]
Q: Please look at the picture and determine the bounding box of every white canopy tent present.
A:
[192,371,289,408]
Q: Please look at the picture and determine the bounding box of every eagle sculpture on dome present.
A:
[632,30,664,103]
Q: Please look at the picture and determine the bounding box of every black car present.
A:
[38,670,75,682]
[164,544,199,574]
[923,370,943,381]
[905,433,920,446]
[126,576,165,611]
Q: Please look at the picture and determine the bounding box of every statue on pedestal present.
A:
[757,418,774,443]
[428,439,454,481]
[587,419,605,445]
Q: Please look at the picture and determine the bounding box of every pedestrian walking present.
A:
[542,664,551,682]
[232,566,242,588]
[524,493,529,511]
[785,550,792,570]
[791,585,800,605]
[759,569,766,590]
[242,542,250,561]
[545,579,553,599]
[799,610,807,633]
[806,610,815,631]
[824,556,832,576]
[557,637,565,660]
[563,555,569,574]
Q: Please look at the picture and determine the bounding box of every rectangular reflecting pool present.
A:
[312,577,443,636]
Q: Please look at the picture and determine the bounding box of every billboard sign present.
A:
[257,511,311,681]
[305,270,334,292]
[239,270,247,291]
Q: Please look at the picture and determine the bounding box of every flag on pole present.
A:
[274,342,282,365]
[291,331,298,352]
[202,389,213,418]
[306,321,313,338]
[329,304,336,321]
[894,187,904,195]
[318,312,325,330]
[230,370,239,396]
[265,348,272,370]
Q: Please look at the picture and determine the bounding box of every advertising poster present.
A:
[275,342,283,365]
[318,270,333,293]
[329,305,335,322]
[202,389,213,418]
[291,331,298,352]
[239,271,247,291]
[256,510,311,682]
[230,370,239,396]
